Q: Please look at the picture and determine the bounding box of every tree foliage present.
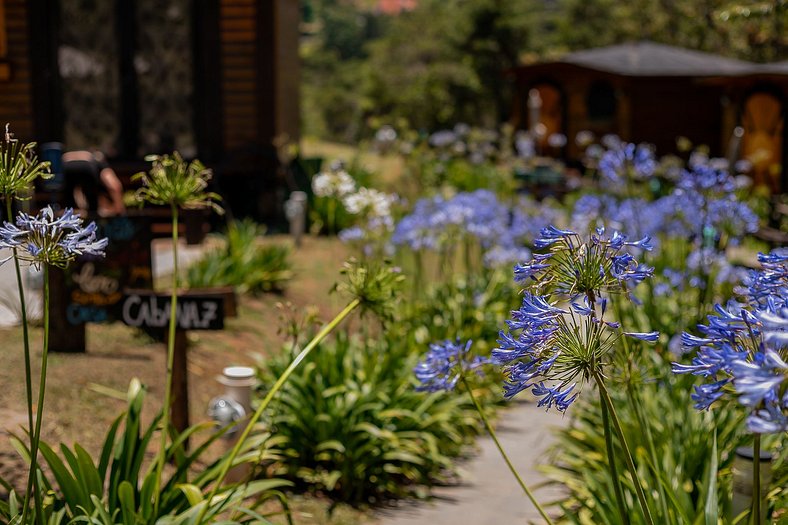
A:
[301,0,788,142]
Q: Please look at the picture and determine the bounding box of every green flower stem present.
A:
[23,265,49,525]
[152,205,180,518]
[6,198,38,525]
[194,298,361,525]
[753,434,761,525]
[593,372,655,525]
[600,390,630,525]
[461,376,554,525]
[328,197,336,237]
[627,385,669,521]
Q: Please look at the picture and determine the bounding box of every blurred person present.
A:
[62,150,125,216]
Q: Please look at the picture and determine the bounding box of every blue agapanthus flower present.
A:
[515,225,654,299]
[0,206,108,269]
[392,191,555,267]
[673,250,788,433]
[496,226,659,412]
[597,142,657,185]
[414,339,488,392]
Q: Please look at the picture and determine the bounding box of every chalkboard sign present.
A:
[50,215,154,352]
[121,289,226,330]
[63,215,153,324]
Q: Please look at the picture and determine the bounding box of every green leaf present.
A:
[315,440,346,454]
[75,444,103,498]
[176,483,204,507]
[39,441,88,514]
[117,481,137,525]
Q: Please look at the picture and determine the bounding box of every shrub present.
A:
[187,219,292,293]
[0,380,291,524]
[257,332,481,505]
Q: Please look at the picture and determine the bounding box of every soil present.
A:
[0,235,369,524]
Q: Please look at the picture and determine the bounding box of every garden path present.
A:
[375,399,568,525]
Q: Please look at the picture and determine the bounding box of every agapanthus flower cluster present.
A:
[597,141,657,186]
[496,226,659,411]
[392,191,558,268]
[672,159,759,243]
[311,165,356,199]
[414,339,488,392]
[342,187,397,218]
[0,206,108,269]
[673,250,788,433]
[392,190,509,249]
[0,125,52,198]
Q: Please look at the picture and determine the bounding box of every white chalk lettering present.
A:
[122,295,220,330]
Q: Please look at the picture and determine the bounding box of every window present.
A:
[587,81,616,123]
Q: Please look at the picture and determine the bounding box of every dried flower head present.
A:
[0,124,52,199]
[332,258,404,322]
[133,152,222,212]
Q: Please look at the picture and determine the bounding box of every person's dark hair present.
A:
[62,154,110,210]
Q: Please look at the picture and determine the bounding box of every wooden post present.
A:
[171,329,190,442]
[49,267,86,353]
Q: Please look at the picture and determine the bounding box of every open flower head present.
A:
[515,225,653,300]
[673,250,788,433]
[414,339,488,392]
[497,226,659,412]
[133,152,222,213]
[0,206,108,269]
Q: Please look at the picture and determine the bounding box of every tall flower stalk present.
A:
[0,206,107,524]
[414,339,555,524]
[0,127,51,524]
[495,225,659,524]
[132,153,221,517]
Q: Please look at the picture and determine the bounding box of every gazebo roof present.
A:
[555,41,755,77]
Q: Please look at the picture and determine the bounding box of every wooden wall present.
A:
[220,0,260,152]
[218,0,300,154]
[0,0,34,140]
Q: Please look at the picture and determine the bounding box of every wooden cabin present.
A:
[0,0,300,223]
[511,41,788,194]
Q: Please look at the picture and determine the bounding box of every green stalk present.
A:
[328,197,336,237]
[152,205,180,518]
[461,376,554,525]
[600,390,630,525]
[194,298,361,525]
[593,372,655,525]
[8,198,39,525]
[627,385,669,521]
[23,265,49,525]
[752,434,761,525]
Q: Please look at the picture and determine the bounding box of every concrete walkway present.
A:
[375,399,568,525]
